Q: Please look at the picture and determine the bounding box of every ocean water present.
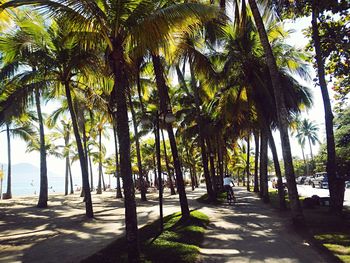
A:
[0,174,83,197]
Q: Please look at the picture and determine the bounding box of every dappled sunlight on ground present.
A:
[199,187,329,263]
[0,189,197,263]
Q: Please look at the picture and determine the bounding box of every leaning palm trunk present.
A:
[113,124,123,198]
[128,89,147,201]
[35,87,48,208]
[152,54,190,219]
[111,44,139,261]
[64,82,93,218]
[248,0,303,223]
[260,129,269,203]
[268,127,286,210]
[253,131,260,192]
[5,123,12,199]
[161,129,176,195]
[188,62,215,200]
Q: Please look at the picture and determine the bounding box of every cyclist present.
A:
[223,174,235,203]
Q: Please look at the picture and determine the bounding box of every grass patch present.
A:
[315,233,350,262]
[82,210,209,263]
[267,188,306,210]
[197,191,227,205]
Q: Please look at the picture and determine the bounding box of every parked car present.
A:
[310,172,328,189]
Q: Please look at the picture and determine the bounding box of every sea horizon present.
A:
[0,162,113,197]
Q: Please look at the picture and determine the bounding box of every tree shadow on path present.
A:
[198,187,335,263]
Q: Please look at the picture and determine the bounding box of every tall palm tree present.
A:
[0,115,34,199]
[47,116,74,195]
[295,118,320,169]
[0,12,51,206]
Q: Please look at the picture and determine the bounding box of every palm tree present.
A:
[247,0,303,223]
[0,115,34,199]
[0,12,51,207]
[127,88,147,201]
[47,116,74,195]
[295,118,320,170]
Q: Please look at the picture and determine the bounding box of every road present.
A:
[296,184,350,207]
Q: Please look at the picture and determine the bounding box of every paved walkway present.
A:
[0,186,331,263]
[198,187,329,263]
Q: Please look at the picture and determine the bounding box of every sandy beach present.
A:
[0,188,184,263]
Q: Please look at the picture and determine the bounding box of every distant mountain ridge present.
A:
[0,162,60,178]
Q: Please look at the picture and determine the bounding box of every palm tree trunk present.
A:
[207,138,218,194]
[128,88,147,201]
[307,137,315,172]
[35,87,48,208]
[152,54,190,219]
[246,135,250,191]
[267,127,286,210]
[185,148,195,191]
[102,169,106,191]
[311,1,344,213]
[5,123,12,199]
[64,81,93,218]
[248,0,303,223]
[260,129,269,203]
[188,60,215,201]
[65,155,69,196]
[253,131,260,192]
[300,145,308,176]
[111,43,139,261]
[193,163,199,187]
[88,151,94,191]
[217,136,224,191]
[68,161,73,194]
[113,124,123,198]
[153,152,158,188]
[161,129,176,195]
[64,132,70,196]
[97,129,102,194]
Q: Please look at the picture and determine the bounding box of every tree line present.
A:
[0,0,348,262]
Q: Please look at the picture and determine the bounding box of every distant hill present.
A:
[0,162,59,179]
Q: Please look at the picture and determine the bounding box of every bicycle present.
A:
[225,186,236,205]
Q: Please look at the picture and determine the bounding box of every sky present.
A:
[0,17,335,180]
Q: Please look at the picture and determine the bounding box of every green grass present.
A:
[197,191,227,204]
[82,210,209,263]
[315,233,350,262]
[267,188,306,209]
